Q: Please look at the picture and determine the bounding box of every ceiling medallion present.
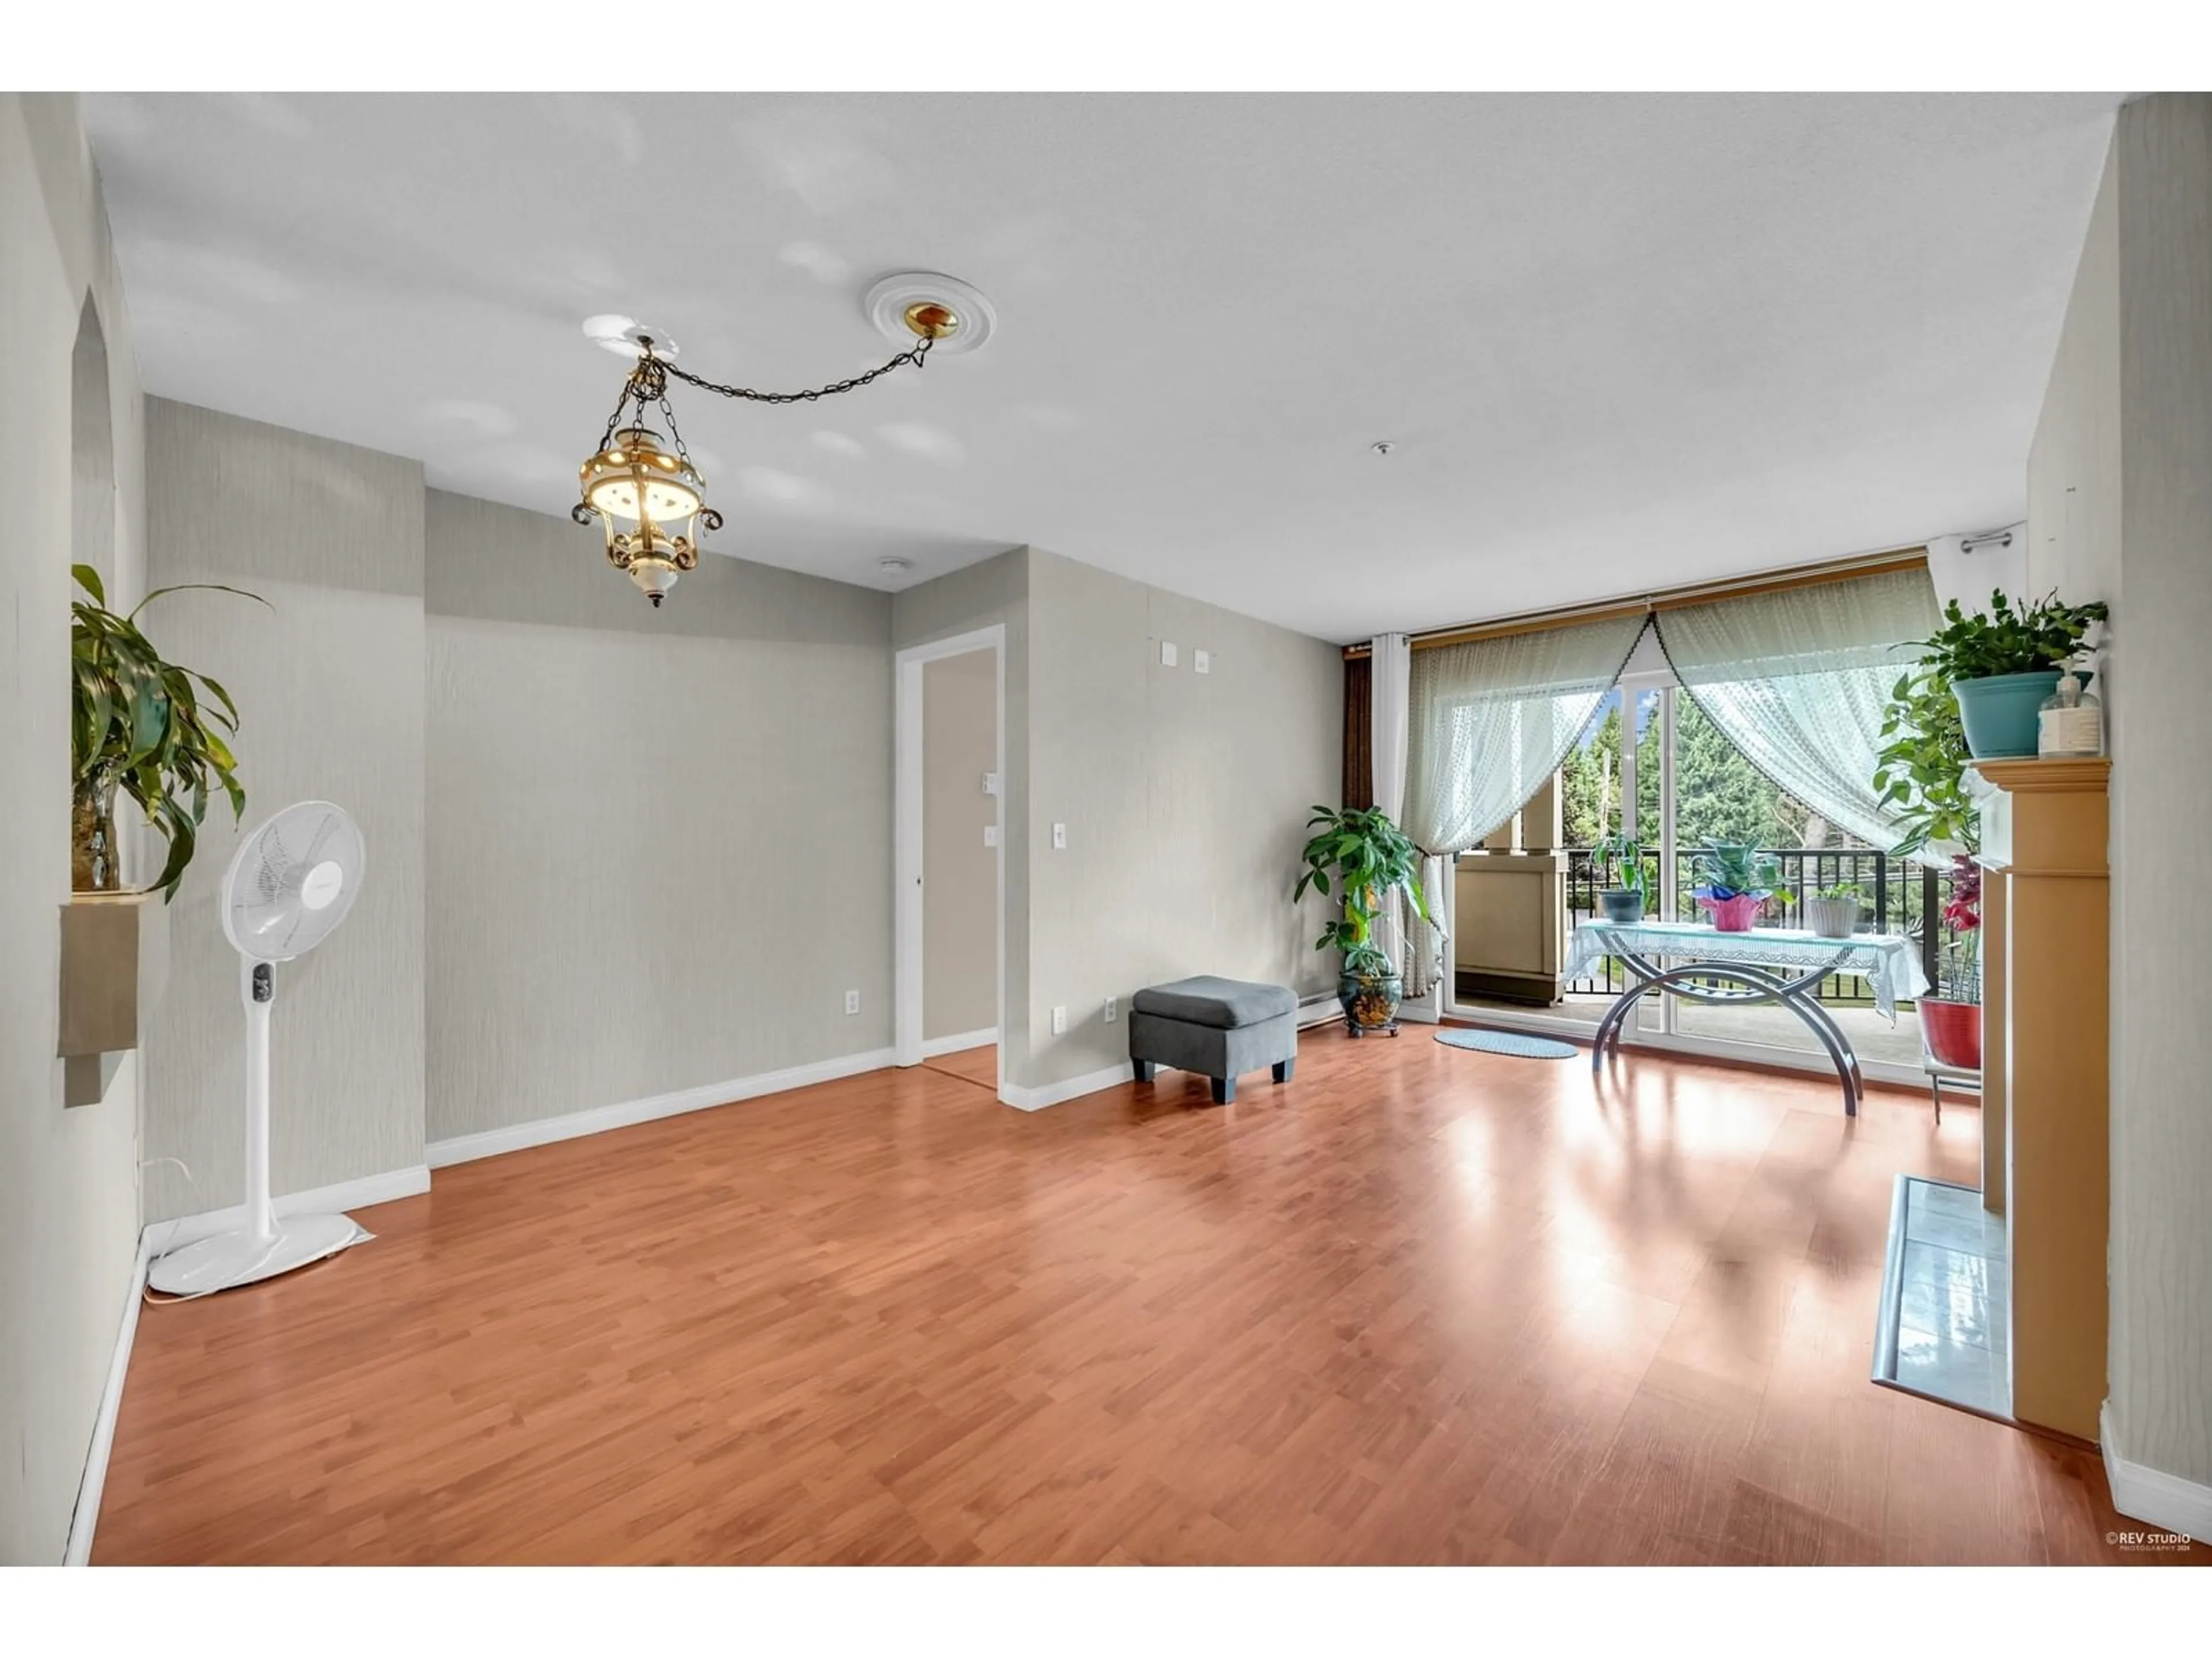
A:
[573,278,984,607]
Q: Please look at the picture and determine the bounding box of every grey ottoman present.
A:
[1129,976,1298,1105]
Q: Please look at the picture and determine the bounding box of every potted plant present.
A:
[1805,880,1862,940]
[71,563,263,899]
[1589,833,1651,923]
[1909,589,2107,760]
[1690,839,1779,932]
[1922,855,1984,1070]
[1871,676,1986,1071]
[1295,804,1430,1036]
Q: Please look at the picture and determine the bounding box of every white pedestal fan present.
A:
[148,801,370,1298]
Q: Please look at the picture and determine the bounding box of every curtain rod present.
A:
[1340,546,1929,659]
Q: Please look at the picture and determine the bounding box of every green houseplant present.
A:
[1690,839,1780,933]
[1910,589,2107,759]
[71,563,263,899]
[1589,832,1650,924]
[1295,804,1430,1036]
[1872,660,1979,861]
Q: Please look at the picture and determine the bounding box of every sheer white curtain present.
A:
[1402,612,1649,857]
[1654,563,1944,863]
[1367,635,1440,1000]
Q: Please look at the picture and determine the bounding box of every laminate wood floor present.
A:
[922,1043,997,1090]
[96,1031,2206,1565]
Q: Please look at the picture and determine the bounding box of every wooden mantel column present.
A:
[1971,757,2111,1442]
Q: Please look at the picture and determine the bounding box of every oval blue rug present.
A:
[1435,1027,1580,1061]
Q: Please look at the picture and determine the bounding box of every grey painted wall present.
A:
[1021,549,1341,1090]
[140,399,427,1223]
[423,491,895,1142]
[0,93,149,1563]
[922,650,998,1041]
[2029,93,2212,1494]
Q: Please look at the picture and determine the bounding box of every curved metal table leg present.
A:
[1790,993,1866,1105]
[1584,956,1862,1116]
[1590,961,1665,1074]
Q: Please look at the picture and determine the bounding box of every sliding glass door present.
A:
[1448,665,1944,1085]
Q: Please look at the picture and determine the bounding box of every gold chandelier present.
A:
[573,305,960,607]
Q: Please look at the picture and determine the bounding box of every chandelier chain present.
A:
[660,334,934,405]
[593,337,933,457]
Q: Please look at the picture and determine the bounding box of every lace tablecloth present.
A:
[1562,920,1931,1021]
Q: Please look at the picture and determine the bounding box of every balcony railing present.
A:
[1563,847,1960,1005]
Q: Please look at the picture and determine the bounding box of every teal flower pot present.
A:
[1953,671,2062,759]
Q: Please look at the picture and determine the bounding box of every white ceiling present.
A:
[84,92,2123,643]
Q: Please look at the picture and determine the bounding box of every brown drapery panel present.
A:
[1342,653,1372,810]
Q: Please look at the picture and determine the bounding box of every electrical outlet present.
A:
[1160,640,1177,668]
[1052,822,1067,850]
[1104,995,1118,1023]
[983,825,998,848]
[1194,648,1211,675]
[982,771,999,796]
[1051,1005,1067,1035]
[844,990,860,1016]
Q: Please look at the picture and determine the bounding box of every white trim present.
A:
[1296,993,1342,1029]
[922,1027,997,1059]
[2103,1401,2212,1541]
[999,1061,1133,1113]
[893,626,1006,1096]
[894,653,926,1067]
[425,1050,896,1168]
[143,1163,432,1257]
[64,1240,149,1566]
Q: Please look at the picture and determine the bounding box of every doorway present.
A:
[893,627,1006,1099]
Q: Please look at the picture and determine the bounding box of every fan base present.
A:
[147,1212,368,1297]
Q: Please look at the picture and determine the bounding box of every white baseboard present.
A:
[922,1027,997,1059]
[426,1048,898,1168]
[1296,994,1340,1029]
[2102,1400,2212,1540]
[999,1061,1134,1112]
[64,1239,150,1566]
[143,1163,433,1258]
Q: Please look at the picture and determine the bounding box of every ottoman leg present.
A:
[1272,1058,1294,1084]
[1133,1058,1156,1084]
[1211,1074,1236,1105]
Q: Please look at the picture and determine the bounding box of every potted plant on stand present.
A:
[1690,839,1780,932]
[71,563,262,898]
[1589,833,1652,923]
[1804,881,1863,940]
[1911,589,2107,760]
[1921,857,1984,1070]
[1295,804,1430,1037]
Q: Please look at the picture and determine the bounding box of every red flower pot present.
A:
[1920,998,1983,1071]
[1696,893,1763,932]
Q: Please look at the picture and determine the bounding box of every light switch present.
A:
[1194,649,1211,675]
[983,825,998,848]
[1160,641,1178,668]
[1052,822,1067,850]
[1051,1005,1067,1035]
